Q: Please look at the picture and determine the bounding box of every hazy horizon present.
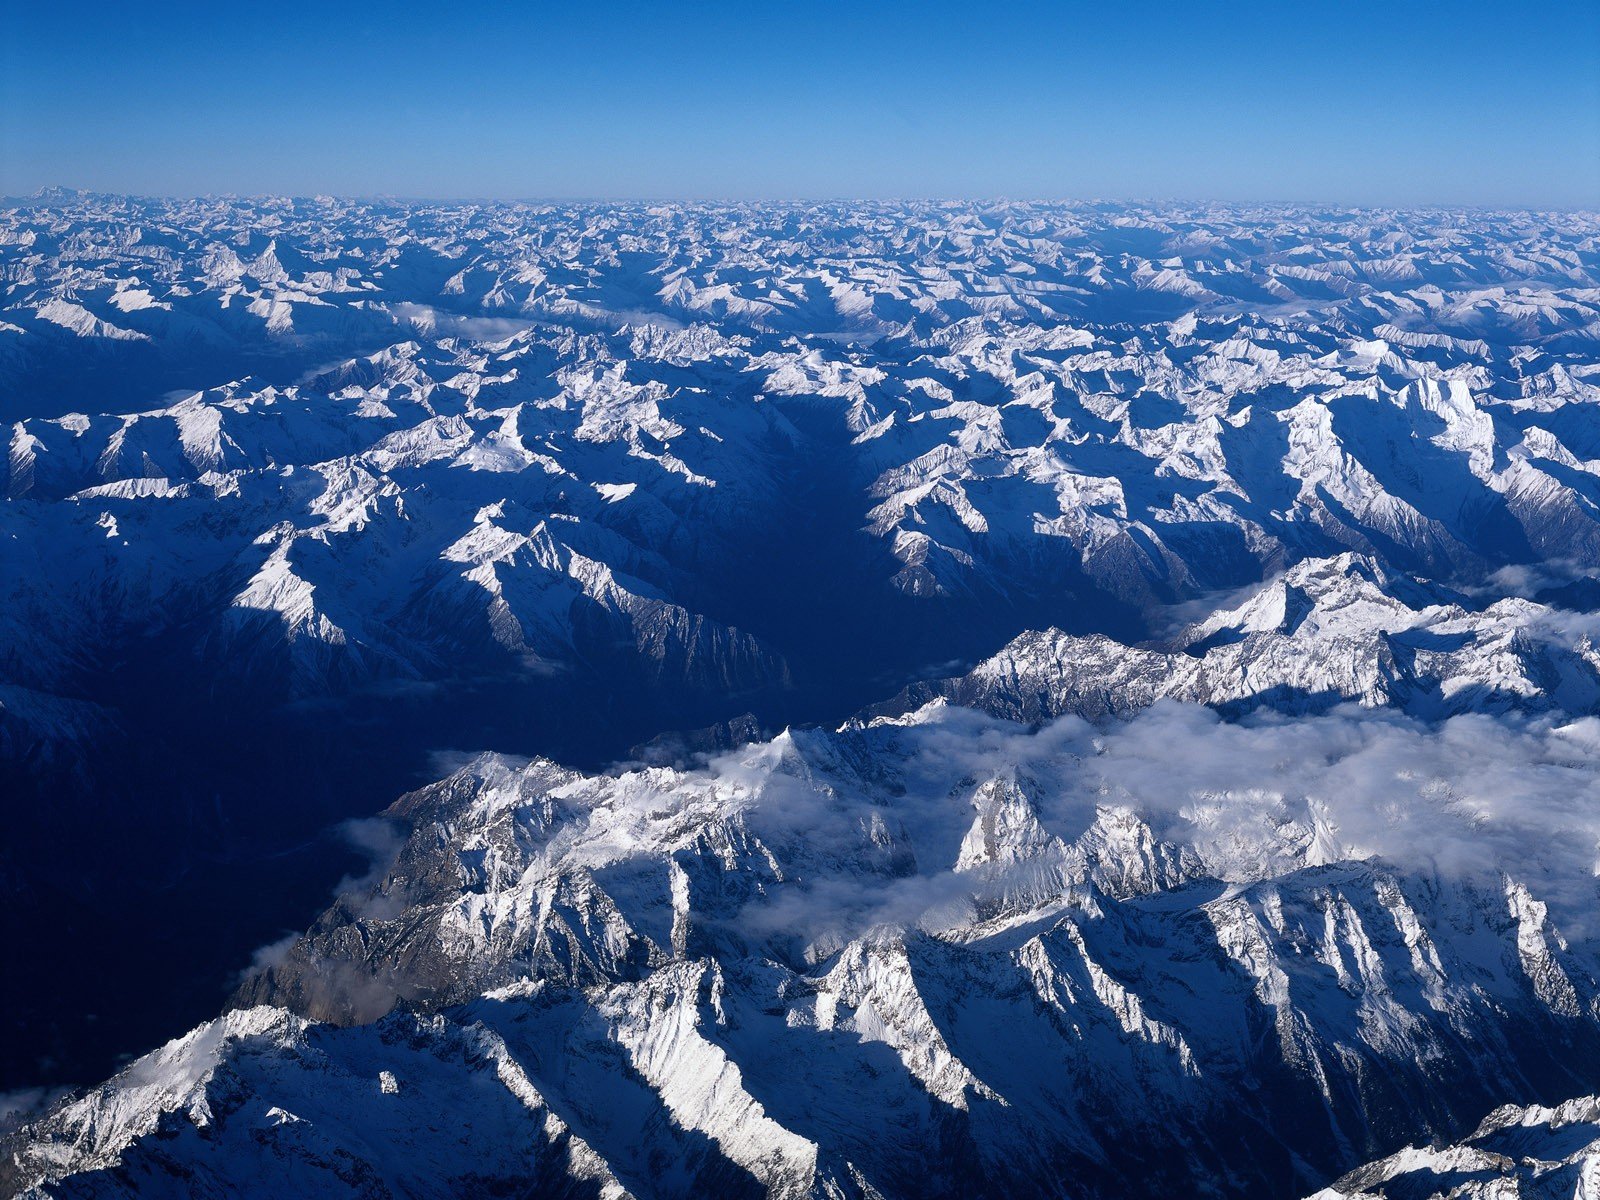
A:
[10,187,1600,213]
[5,0,1597,208]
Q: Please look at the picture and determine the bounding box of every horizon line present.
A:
[5,188,1599,217]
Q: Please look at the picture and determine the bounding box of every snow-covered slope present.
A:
[6,201,1600,784]
[1308,1095,1600,1199]
[881,552,1600,722]
[15,702,1600,1198]
[5,200,1600,759]
[3,334,796,709]
[2,1006,630,1200]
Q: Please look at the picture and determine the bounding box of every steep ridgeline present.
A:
[12,702,1600,1199]
[6,201,1600,780]
[879,552,1600,723]
[1308,1095,1600,1199]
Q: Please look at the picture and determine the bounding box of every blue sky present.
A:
[4,0,1597,205]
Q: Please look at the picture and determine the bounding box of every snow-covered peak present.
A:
[16,698,1600,1198]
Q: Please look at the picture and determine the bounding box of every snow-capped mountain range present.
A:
[4,196,1600,1198]
[7,200,1599,737]
[13,703,1600,1198]
[877,551,1600,722]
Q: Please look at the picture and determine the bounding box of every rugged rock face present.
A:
[16,703,1600,1198]
[878,552,1600,722]
[6,200,1600,762]
[1,1006,630,1200]
[1308,1095,1600,1199]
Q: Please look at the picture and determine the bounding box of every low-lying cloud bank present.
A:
[918,701,1600,876]
[235,695,1600,1032]
[692,700,1600,945]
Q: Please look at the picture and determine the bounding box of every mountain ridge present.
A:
[5,197,1600,1196]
